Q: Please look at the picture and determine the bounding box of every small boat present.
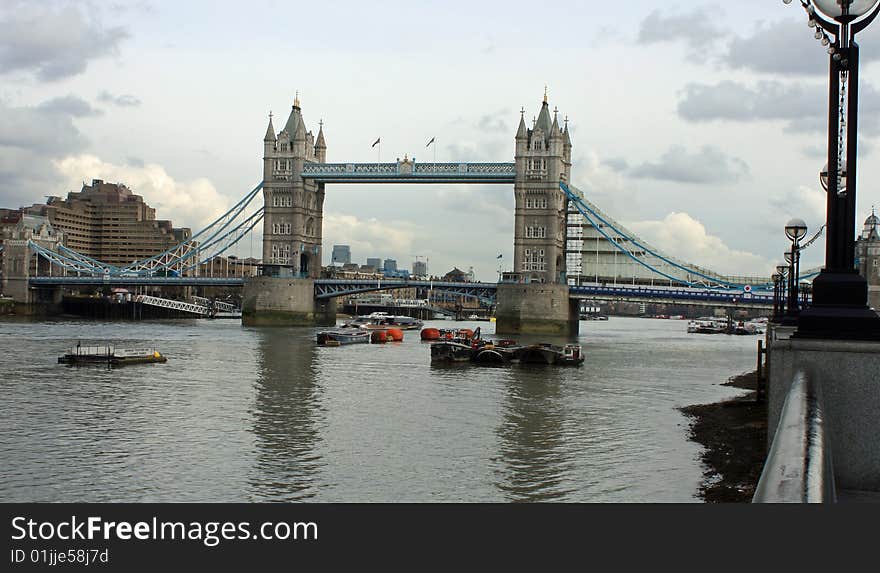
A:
[343,312,424,330]
[732,321,759,335]
[58,344,167,366]
[317,329,370,346]
[687,317,728,334]
[467,314,492,322]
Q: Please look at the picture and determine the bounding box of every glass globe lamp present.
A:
[812,0,880,20]
[820,161,847,191]
[785,218,809,241]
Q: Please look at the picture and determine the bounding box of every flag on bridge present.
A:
[426,137,435,147]
[372,138,380,148]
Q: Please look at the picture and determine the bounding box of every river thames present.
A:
[0,316,759,502]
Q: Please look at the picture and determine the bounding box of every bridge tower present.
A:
[513,91,572,283]
[260,95,326,278]
[242,95,335,326]
[496,91,579,336]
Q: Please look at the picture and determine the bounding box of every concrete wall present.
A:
[241,277,335,326]
[495,283,579,336]
[768,337,880,491]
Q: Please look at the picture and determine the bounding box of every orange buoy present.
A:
[445,331,454,340]
[420,328,441,341]
[370,330,387,343]
[386,328,404,341]
[459,328,474,338]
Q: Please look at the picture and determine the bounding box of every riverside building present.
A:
[26,179,191,267]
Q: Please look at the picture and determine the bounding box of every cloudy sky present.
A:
[2,0,880,281]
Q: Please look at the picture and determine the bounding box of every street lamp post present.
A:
[773,273,783,321]
[776,264,789,321]
[784,0,880,339]
[784,250,795,324]
[785,218,808,322]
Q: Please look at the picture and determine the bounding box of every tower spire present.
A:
[316,118,326,148]
[264,111,276,142]
[294,90,301,109]
[543,85,548,104]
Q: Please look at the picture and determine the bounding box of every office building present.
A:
[331,244,351,265]
[25,179,191,267]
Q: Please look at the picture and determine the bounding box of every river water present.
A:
[0,316,759,502]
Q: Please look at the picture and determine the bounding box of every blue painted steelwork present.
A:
[568,283,777,305]
[58,245,121,273]
[300,162,516,184]
[563,182,776,292]
[29,274,784,306]
[28,241,110,275]
[118,182,264,275]
[30,276,246,287]
[314,278,498,304]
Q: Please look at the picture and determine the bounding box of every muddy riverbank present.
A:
[681,371,767,503]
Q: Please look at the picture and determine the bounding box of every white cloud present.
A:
[628,212,773,277]
[322,213,416,264]
[768,184,826,223]
[52,154,230,230]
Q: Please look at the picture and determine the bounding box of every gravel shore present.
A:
[680,371,767,503]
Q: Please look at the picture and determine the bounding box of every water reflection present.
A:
[248,328,324,500]
[493,366,574,501]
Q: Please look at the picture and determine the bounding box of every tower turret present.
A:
[315,120,327,162]
[263,112,276,182]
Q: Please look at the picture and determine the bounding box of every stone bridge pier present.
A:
[241,277,335,327]
[495,283,579,336]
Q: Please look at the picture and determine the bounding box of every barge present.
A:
[58,344,167,366]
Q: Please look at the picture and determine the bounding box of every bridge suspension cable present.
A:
[118,182,264,275]
[561,182,772,291]
[28,182,265,277]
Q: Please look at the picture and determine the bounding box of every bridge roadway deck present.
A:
[28,276,777,306]
[299,162,516,184]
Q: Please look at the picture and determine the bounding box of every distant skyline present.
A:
[2,1,880,281]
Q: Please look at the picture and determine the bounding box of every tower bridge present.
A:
[14,90,794,331]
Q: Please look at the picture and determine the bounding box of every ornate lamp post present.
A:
[773,272,783,321]
[783,0,880,338]
[785,218,808,322]
[776,263,789,321]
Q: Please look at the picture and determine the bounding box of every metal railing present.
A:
[753,371,836,503]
